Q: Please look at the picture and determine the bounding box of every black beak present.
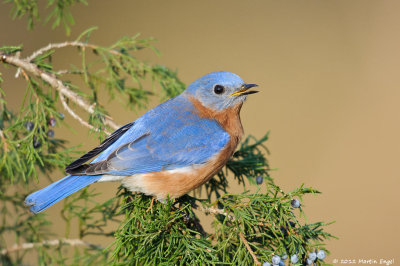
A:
[241,83,259,95]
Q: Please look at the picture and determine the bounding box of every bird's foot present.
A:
[146,197,155,213]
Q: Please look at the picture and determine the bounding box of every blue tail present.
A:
[25,175,101,214]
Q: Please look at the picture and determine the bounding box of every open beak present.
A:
[230,83,259,97]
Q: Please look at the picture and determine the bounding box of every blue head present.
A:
[183,71,258,111]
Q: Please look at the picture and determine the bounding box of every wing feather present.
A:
[65,122,134,174]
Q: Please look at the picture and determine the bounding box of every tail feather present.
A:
[25,175,101,214]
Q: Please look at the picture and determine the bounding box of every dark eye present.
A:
[214,85,225,95]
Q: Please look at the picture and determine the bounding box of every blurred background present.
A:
[1,0,399,263]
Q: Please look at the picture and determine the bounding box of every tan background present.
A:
[1,0,399,263]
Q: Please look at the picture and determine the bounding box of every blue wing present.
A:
[69,95,230,176]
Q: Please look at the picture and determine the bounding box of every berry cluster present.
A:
[305,250,326,265]
[261,199,326,266]
[261,199,327,265]
[262,249,326,265]
[24,113,64,148]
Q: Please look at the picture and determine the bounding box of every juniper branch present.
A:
[194,204,235,221]
[239,232,261,265]
[0,129,8,153]
[194,204,273,229]
[0,53,120,130]
[0,238,102,255]
[59,92,110,134]
[26,41,122,62]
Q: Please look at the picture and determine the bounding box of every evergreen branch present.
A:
[239,232,261,265]
[0,238,102,255]
[194,205,235,221]
[0,53,120,130]
[195,204,273,228]
[26,41,122,62]
[59,92,111,134]
[0,129,8,152]
[4,0,88,34]
[55,69,82,75]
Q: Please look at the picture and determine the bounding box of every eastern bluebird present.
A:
[25,71,258,213]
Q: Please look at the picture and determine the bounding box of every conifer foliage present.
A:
[0,1,335,265]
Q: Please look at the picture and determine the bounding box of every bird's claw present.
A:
[146,197,155,213]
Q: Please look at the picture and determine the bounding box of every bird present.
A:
[25,71,258,213]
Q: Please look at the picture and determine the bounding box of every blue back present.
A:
[91,95,230,175]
